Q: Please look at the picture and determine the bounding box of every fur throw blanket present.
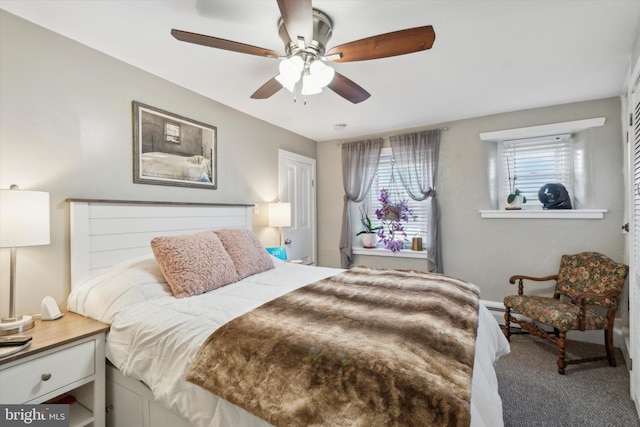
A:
[186,266,480,427]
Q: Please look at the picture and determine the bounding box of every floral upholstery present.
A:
[503,295,606,331]
[555,252,628,309]
[503,252,629,374]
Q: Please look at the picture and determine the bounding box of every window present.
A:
[165,122,180,143]
[498,134,573,209]
[362,148,429,242]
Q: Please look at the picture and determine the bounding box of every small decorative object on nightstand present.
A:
[0,311,109,427]
[41,296,63,321]
[266,246,288,261]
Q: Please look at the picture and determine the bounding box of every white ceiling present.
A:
[2,1,639,142]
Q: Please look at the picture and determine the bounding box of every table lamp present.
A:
[268,202,291,246]
[0,185,50,335]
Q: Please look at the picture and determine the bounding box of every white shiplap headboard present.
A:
[68,199,254,290]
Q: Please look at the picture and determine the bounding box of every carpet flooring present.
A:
[496,334,640,427]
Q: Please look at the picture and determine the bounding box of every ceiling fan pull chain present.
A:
[294,79,300,103]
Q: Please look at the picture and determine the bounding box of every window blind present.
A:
[499,135,573,208]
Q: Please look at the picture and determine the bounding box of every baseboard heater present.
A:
[481,299,523,329]
[481,300,507,325]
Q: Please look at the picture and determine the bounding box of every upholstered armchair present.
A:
[503,252,629,374]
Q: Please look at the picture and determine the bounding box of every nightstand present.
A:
[0,311,109,427]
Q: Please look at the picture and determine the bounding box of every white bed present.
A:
[67,200,510,427]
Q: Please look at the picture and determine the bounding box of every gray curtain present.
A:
[339,139,383,268]
[389,129,442,273]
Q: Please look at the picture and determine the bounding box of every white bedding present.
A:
[68,254,509,427]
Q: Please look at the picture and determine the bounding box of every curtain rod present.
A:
[336,127,448,146]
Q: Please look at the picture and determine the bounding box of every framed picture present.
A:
[133,101,217,189]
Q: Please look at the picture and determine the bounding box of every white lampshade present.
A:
[268,202,291,228]
[279,56,304,81]
[276,56,304,92]
[275,74,296,93]
[309,60,335,88]
[0,188,50,248]
[301,74,322,96]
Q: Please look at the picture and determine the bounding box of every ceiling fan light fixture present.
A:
[278,56,304,81]
[275,74,296,92]
[308,60,335,88]
[276,56,304,92]
[301,74,322,95]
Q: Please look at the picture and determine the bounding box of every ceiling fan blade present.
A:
[277,0,313,46]
[326,26,435,62]
[250,77,283,99]
[171,29,281,58]
[327,72,371,104]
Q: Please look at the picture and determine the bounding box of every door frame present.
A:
[279,149,317,263]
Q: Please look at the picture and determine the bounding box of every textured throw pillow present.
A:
[151,231,238,298]
[213,228,274,279]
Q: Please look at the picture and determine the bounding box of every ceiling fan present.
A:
[171,0,435,104]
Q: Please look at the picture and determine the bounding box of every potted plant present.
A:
[375,188,416,252]
[506,189,527,210]
[356,206,381,248]
[506,158,527,210]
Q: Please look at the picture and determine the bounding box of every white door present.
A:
[279,150,316,263]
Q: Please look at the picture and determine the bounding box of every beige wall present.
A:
[632,20,640,75]
[318,97,625,303]
[0,9,629,316]
[0,11,316,316]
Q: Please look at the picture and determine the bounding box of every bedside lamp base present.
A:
[0,314,34,336]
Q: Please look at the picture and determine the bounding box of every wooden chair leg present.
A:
[557,331,567,375]
[504,307,511,341]
[605,326,617,367]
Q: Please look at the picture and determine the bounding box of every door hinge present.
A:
[630,358,632,370]
[630,113,634,127]
[622,223,630,232]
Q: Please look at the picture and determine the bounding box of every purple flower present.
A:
[375,188,416,252]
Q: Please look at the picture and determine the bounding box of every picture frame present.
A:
[133,101,217,189]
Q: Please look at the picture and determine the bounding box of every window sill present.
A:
[353,247,429,259]
[479,209,607,219]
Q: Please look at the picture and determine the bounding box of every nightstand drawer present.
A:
[0,340,95,403]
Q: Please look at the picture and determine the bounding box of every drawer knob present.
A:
[41,373,52,381]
